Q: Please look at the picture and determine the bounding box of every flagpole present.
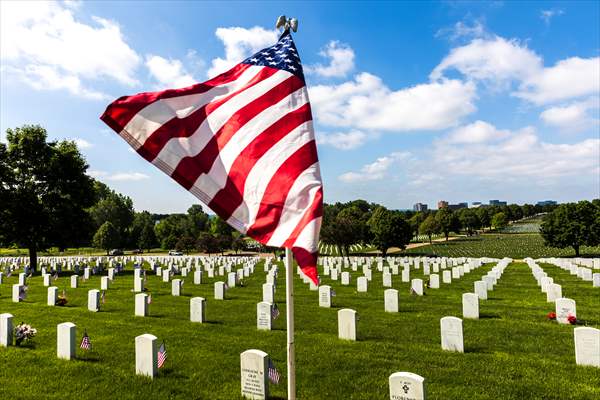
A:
[285,247,296,400]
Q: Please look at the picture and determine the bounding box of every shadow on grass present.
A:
[479,313,502,319]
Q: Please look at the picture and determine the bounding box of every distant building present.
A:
[489,200,507,206]
[536,200,557,206]
[471,202,484,208]
[448,202,468,211]
[413,203,428,212]
[437,200,448,209]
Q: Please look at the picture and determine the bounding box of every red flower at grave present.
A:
[567,314,577,325]
[547,312,556,320]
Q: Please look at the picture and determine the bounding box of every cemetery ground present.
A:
[1,259,599,399]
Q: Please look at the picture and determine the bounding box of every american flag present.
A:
[101,290,106,304]
[268,358,281,385]
[101,30,322,285]
[80,331,91,350]
[147,293,152,304]
[157,341,167,369]
[271,303,280,320]
[19,285,28,300]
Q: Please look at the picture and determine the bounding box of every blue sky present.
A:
[1,0,598,213]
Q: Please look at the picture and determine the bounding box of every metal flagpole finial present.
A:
[276,15,298,32]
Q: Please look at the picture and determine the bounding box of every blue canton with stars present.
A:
[242,31,305,81]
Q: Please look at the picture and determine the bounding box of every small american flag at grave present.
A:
[268,358,281,385]
[80,331,91,350]
[157,341,167,369]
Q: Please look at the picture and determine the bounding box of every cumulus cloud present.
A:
[309,73,477,132]
[89,170,149,182]
[339,152,411,183]
[0,1,140,99]
[307,41,355,78]
[207,26,278,78]
[436,20,487,42]
[146,55,196,89]
[70,138,93,149]
[428,123,599,180]
[317,130,370,150]
[515,57,600,105]
[444,120,510,144]
[540,97,599,132]
[431,34,600,105]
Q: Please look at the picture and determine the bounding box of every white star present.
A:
[269,61,277,66]
[250,58,259,62]
[289,65,297,71]
[262,52,270,55]
[284,58,292,63]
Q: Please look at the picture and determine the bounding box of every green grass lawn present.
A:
[0,258,598,399]
[402,233,600,259]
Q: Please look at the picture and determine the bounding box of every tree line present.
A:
[1,125,595,271]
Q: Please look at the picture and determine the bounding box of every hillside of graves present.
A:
[1,255,598,399]
[403,233,600,259]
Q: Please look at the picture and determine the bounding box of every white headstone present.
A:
[43,273,51,287]
[135,334,157,378]
[194,270,203,285]
[592,273,600,287]
[0,313,13,347]
[389,371,426,400]
[341,271,350,285]
[190,297,206,323]
[384,289,399,313]
[88,289,100,312]
[101,276,110,291]
[319,285,332,308]
[257,302,273,331]
[411,279,423,296]
[19,272,26,286]
[228,272,237,288]
[12,284,22,303]
[134,276,144,293]
[135,293,148,317]
[240,349,269,399]
[357,276,368,292]
[57,322,76,360]
[338,308,357,341]
[402,268,410,283]
[440,316,464,353]
[462,293,479,319]
[429,274,439,289]
[172,279,182,296]
[162,269,170,283]
[555,298,576,324]
[262,283,274,303]
[383,272,393,288]
[474,281,487,300]
[442,270,451,284]
[70,275,78,288]
[47,286,58,306]
[574,327,600,368]
[215,281,226,300]
[546,283,562,303]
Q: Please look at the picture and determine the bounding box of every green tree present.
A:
[175,235,196,253]
[540,201,600,256]
[138,219,158,252]
[196,232,219,255]
[0,125,95,270]
[477,207,491,230]
[458,208,481,236]
[419,214,440,245]
[154,214,190,249]
[409,212,427,240]
[93,221,120,255]
[89,184,134,247]
[368,207,412,256]
[187,204,209,236]
[491,212,508,229]
[435,208,460,241]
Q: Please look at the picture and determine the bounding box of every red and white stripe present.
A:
[101,62,322,284]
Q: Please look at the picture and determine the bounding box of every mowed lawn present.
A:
[0,259,598,399]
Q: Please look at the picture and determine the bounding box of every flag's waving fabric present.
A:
[101,31,322,284]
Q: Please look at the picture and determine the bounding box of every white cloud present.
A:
[307,41,355,78]
[540,9,564,25]
[207,26,278,78]
[430,36,541,84]
[436,20,486,41]
[0,1,140,99]
[431,34,600,105]
[309,73,477,131]
[339,152,410,183]
[444,120,510,144]
[70,138,93,149]
[515,57,600,105]
[317,130,370,150]
[427,124,600,181]
[145,55,196,89]
[89,170,149,182]
[540,97,600,132]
